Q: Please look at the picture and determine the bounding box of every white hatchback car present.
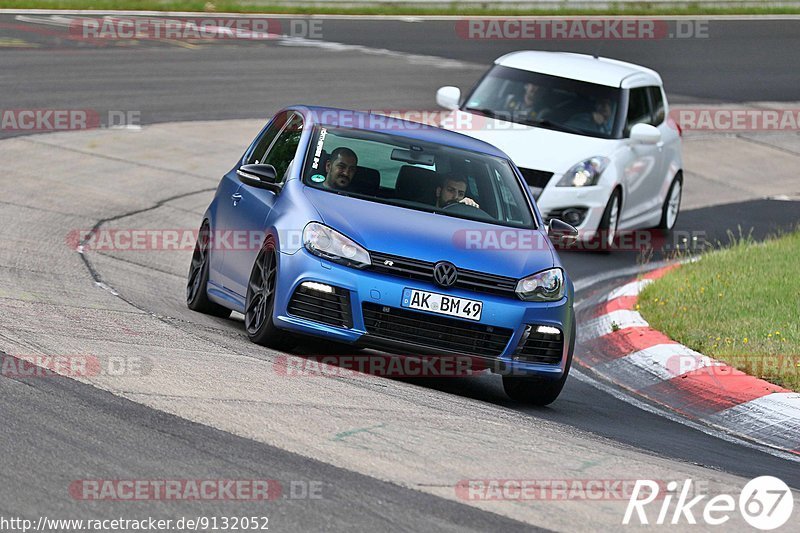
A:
[436,51,683,248]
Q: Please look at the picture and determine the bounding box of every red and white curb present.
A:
[577,265,800,456]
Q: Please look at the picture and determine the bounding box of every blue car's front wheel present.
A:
[245,243,295,350]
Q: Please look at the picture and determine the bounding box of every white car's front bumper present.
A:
[535,181,612,242]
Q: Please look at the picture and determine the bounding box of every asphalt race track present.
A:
[1,12,800,531]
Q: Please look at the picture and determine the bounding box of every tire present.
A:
[502,316,576,406]
[186,221,232,318]
[244,241,295,350]
[658,173,682,232]
[594,189,621,252]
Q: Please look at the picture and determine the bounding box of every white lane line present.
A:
[13,14,479,70]
[571,367,800,463]
[573,259,674,294]
[276,35,475,69]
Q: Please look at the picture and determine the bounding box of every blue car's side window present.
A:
[262,113,304,183]
[245,111,289,165]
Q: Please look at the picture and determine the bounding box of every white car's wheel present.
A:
[596,190,621,251]
[658,174,682,231]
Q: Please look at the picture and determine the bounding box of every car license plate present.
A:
[401,288,483,321]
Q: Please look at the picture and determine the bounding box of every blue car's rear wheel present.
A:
[245,243,294,350]
[186,221,232,318]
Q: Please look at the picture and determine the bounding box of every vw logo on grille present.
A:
[433,261,458,288]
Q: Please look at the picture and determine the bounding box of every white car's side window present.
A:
[625,88,652,135]
[649,86,666,125]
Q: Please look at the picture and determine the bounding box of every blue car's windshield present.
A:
[302,126,536,229]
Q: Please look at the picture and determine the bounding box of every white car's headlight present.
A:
[303,222,371,269]
[557,156,609,187]
[516,268,564,302]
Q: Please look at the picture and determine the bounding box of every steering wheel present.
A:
[441,201,493,221]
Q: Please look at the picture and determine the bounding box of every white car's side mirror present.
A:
[436,86,461,110]
[629,123,662,145]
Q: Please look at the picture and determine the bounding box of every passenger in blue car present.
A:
[435,175,480,209]
[322,147,358,191]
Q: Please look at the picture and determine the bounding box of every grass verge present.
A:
[638,230,800,392]
[1,1,800,16]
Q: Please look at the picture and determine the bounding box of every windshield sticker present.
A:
[310,174,326,183]
[311,127,328,169]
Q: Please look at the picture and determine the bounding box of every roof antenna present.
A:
[593,53,599,59]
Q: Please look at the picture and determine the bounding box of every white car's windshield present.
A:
[302,126,536,229]
[463,65,623,139]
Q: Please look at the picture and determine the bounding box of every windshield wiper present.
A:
[526,119,585,135]
[463,106,498,119]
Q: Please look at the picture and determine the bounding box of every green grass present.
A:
[1,1,799,16]
[638,230,800,391]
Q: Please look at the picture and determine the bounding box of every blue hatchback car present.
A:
[187,106,577,404]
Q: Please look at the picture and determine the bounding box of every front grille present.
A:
[362,303,513,357]
[519,167,554,189]
[515,327,564,364]
[287,283,353,328]
[368,251,518,298]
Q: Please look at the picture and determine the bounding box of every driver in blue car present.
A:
[435,175,480,209]
[323,147,359,191]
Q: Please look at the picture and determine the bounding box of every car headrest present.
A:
[316,150,329,174]
[350,166,381,196]
[395,165,438,204]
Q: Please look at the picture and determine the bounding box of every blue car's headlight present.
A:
[515,268,564,302]
[557,156,609,187]
[303,222,371,269]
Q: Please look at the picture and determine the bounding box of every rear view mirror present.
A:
[237,164,281,192]
[390,148,435,166]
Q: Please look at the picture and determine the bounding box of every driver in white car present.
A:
[435,175,480,209]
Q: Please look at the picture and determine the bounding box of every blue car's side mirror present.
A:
[237,164,281,192]
[548,218,579,244]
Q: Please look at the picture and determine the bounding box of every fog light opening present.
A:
[536,325,561,335]
[562,208,586,226]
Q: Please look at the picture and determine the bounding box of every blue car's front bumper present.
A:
[271,248,574,379]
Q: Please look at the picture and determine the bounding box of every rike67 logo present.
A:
[624,476,794,529]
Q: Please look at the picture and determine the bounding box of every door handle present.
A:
[231,193,242,206]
